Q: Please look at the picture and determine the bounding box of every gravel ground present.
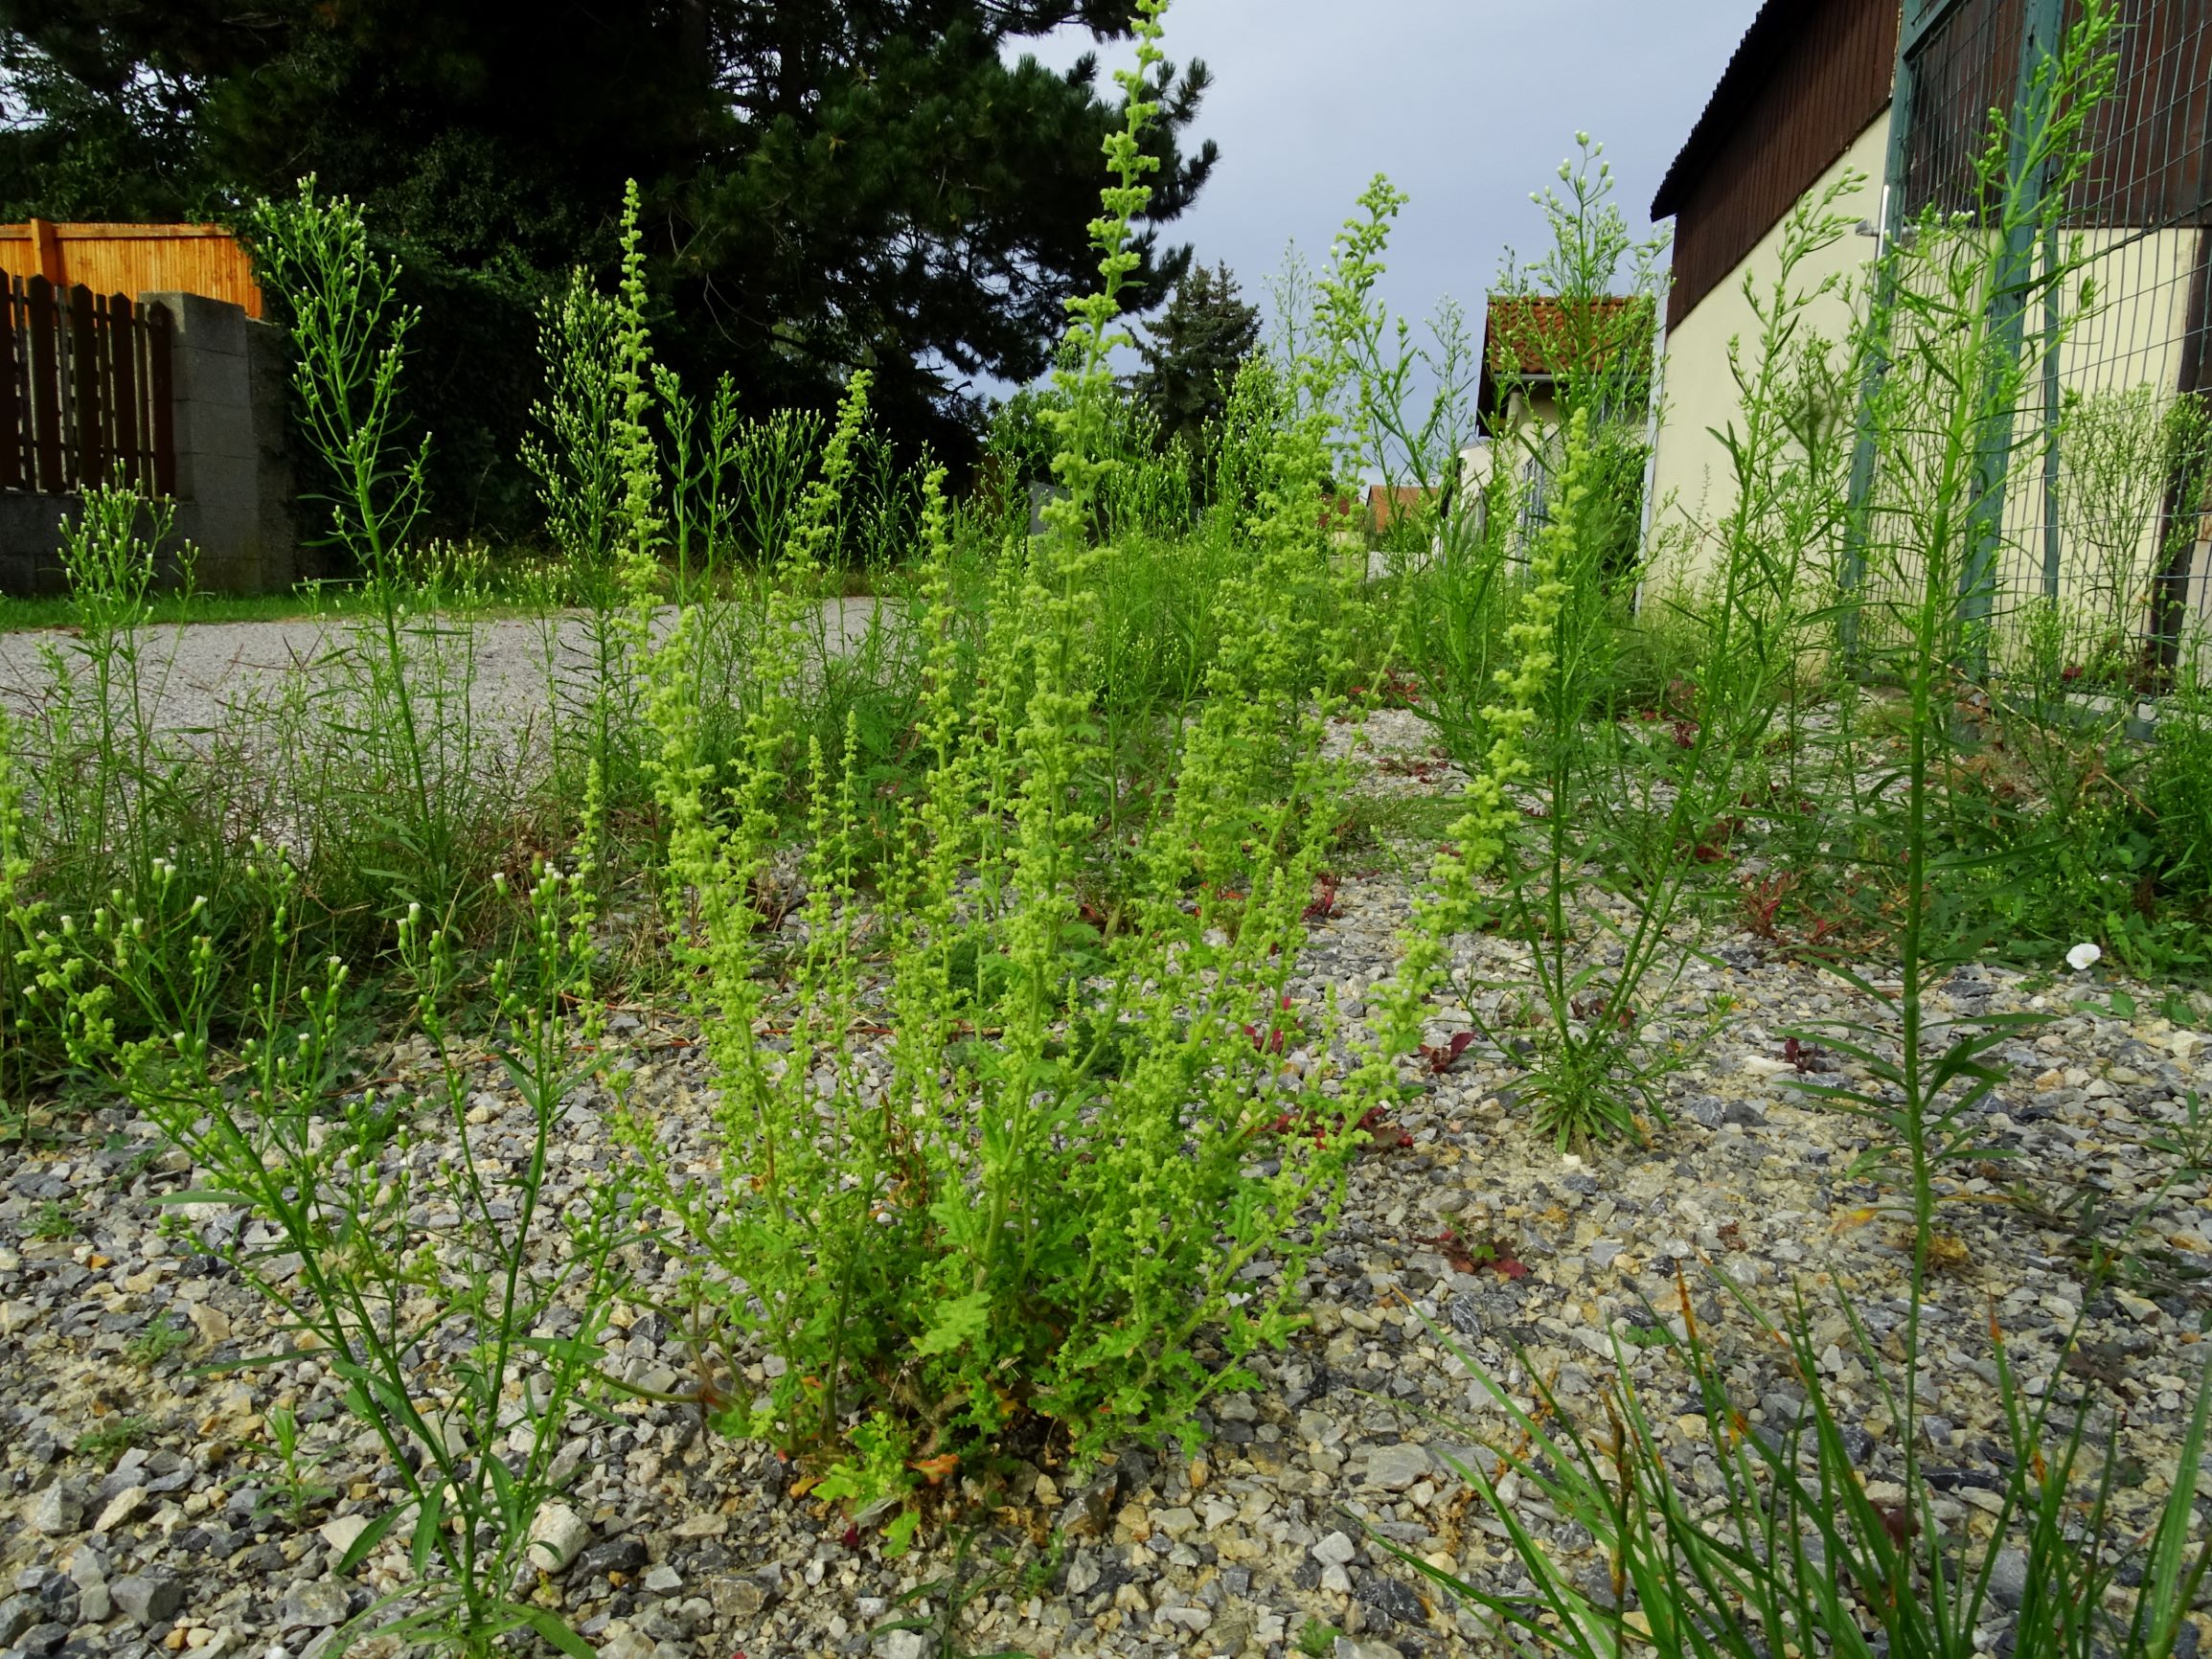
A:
[4,711,2210,1659]
[0,601,897,747]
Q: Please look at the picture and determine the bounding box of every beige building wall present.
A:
[1648,114,2204,644]
[1992,228,2201,627]
[1646,112,1891,583]
[1459,388,1563,507]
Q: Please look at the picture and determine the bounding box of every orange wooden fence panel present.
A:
[0,220,262,318]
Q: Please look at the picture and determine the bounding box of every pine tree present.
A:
[1133,261,1262,462]
[0,0,1219,527]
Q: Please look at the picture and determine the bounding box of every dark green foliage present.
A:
[1133,261,1261,467]
[2151,690,2212,900]
[0,0,1219,535]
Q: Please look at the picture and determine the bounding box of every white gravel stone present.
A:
[1312,1530,1357,1565]
[93,1484,148,1534]
[527,1502,591,1573]
[1365,1443,1434,1490]
[26,1482,81,1536]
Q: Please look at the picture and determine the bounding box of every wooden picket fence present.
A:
[0,274,175,496]
[0,219,262,318]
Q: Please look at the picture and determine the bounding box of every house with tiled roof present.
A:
[1461,293,1654,535]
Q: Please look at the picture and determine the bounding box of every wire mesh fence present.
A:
[1855,0,2212,693]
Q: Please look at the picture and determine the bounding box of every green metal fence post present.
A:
[1838,3,1927,665]
[2040,217,2064,601]
[1960,0,2066,679]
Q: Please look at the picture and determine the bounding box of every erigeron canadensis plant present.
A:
[4,487,254,1070]
[655,363,742,601]
[1828,0,2124,986]
[1833,136,2101,1025]
[617,0,1404,1546]
[1968,386,2212,968]
[731,405,827,565]
[250,179,490,921]
[522,266,643,841]
[0,703,35,1137]
[2052,383,2212,686]
[1398,169,1855,1148]
[1490,138,1668,587]
[524,267,627,595]
[67,846,626,1659]
[1392,142,1666,772]
[45,486,194,901]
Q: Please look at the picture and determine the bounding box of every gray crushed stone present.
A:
[4,708,2210,1659]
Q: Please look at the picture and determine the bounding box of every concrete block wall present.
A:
[0,291,296,596]
[0,494,80,595]
[146,290,298,594]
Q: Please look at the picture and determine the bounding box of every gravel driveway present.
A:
[3,708,2208,1659]
[0,599,902,753]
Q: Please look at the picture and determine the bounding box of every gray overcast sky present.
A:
[1009,0,1767,359]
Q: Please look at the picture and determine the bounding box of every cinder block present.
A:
[0,494,79,595]
[173,398,257,464]
[170,348,252,421]
[1,293,298,596]
[141,291,248,359]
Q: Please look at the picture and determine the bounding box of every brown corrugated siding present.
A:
[1664,0,1900,329]
[0,222,262,318]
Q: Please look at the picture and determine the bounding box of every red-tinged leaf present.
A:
[1495,1256,1528,1281]
[1423,1032,1476,1074]
[910,1454,959,1485]
[1303,876,1339,922]
[839,1526,859,1550]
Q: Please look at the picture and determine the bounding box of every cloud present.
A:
[1005,0,1765,363]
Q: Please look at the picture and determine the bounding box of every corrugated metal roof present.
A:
[1652,0,1815,220]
